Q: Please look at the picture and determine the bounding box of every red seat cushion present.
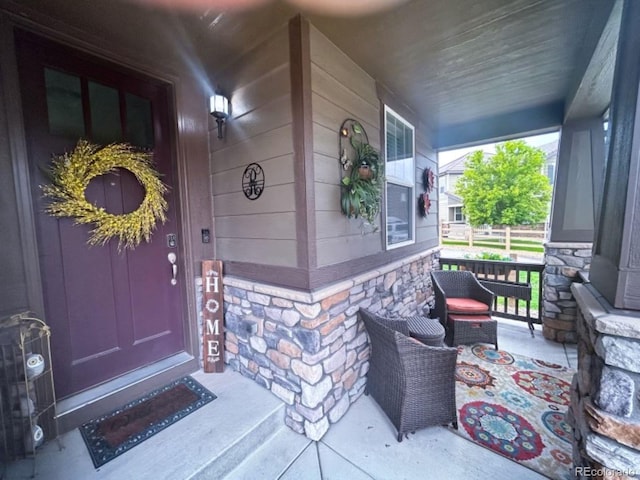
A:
[448,314,493,322]
[446,297,489,313]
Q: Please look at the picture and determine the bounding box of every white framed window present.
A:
[385,106,415,249]
[451,206,464,223]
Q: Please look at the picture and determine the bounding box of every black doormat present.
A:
[79,376,216,468]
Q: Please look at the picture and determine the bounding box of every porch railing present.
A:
[439,257,544,334]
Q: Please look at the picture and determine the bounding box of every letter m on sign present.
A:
[202,260,224,373]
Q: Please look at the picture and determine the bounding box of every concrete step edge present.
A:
[224,426,312,480]
[189,401,285,479]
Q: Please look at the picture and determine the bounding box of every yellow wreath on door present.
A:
[42,140,168,251]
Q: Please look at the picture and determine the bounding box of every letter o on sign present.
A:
[205,298,219,314]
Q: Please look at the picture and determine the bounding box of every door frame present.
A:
[0,10,201,431]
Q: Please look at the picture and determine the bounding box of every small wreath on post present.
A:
[418,167,435,218]
[418,192,431,217]
[423,167,435,193]
[42,140,168,251]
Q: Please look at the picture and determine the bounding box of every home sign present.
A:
[202,260,224,373]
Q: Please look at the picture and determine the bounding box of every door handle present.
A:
[168,252,178,286]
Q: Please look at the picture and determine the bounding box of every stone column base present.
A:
[542,242,592,343]
[571,283,640,477]
[220,248,440,441]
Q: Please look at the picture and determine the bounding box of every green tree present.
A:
[455,140,552,227]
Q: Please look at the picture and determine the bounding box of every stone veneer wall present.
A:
[570,283,640,478]
[542,242,593,343]
[221,249,440,440]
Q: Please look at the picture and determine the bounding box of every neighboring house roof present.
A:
[440,141,557,177]
[439,151,493,175]
[537,140,558,163]
[439,153,470,175]
[445,192,463,203]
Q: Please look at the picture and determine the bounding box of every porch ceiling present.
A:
[195,0,620,148]
[307,0,617,149]
[7,0,618,149]
[190,0,619,148]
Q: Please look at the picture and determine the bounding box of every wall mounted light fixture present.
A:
[210,93,230,139]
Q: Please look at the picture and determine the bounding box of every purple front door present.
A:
[16,30,186,398]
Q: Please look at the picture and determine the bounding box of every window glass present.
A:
[387,184,412,245]
[126,93,154,149]
[45,68,85,137]
[89,81,122,144]
[454,206,464,222]
[385,107,415,248]
[386,111,414,182]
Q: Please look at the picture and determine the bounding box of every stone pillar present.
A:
[542,242,592,343]
[542,118,604,342]
[571,284,640,477]
[571,2,640,476]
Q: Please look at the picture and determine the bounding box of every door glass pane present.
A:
[126,93,154,148]
[45,68,85,137]
[89,81,122,144]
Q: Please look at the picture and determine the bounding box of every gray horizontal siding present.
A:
[215,212,296,240]
[211,25,296,267]
[210,94,293,150]
[309,27,379,108]
[415,128,439,247]
[212,154,294,195]
[310,26,382,268]
[217,238,297,268]
[211,125,293,173]
[311,67,379,135]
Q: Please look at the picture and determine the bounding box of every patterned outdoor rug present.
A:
[80,376,216,468]
[455,345,575,480]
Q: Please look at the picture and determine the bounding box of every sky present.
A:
[437,131,559,165]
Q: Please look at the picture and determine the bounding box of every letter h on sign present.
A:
[202,260,224,373]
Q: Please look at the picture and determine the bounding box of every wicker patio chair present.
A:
[430,270,494,325]
[431,270,498,348]
[358,308,458,442]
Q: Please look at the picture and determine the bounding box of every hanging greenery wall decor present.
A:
[42,140,168,250]
[338,120,384,229]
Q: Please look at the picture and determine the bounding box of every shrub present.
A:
[464,251,512,261]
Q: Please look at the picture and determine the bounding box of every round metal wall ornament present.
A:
[338,118,369,170]
[242,163,265,200]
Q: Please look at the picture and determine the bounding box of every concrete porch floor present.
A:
[4,318,577,480]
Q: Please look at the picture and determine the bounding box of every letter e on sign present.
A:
[202,260,224,373]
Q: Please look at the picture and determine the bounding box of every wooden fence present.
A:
[440,223,546,254]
